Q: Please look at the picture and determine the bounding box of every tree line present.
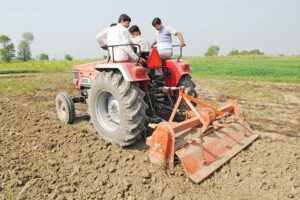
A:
[0,33,73,62]
[204,45,265,56]
[1,33,266,62]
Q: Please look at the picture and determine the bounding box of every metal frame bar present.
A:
[105,44,142,63]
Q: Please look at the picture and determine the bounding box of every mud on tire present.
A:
[88,71,147,147]
[55,92,76,124]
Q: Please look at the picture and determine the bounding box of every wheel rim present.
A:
[95,91,121,132]
[57,100,67,120]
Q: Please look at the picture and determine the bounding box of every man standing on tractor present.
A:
[96,14,146,63]
[129,25,150,52]
[151,17,186,60]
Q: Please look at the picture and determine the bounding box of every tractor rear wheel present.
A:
[177,75,197,100]
[175,75,198,120]
[88,71,147,147]
[56,92,76,124]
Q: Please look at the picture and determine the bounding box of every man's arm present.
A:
[96,28,109,49]
[166,27,186,47]
[175,32,186,47]
[151,39,157,48]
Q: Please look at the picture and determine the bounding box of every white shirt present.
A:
[96,27,109,47]
[96,24,138,61]
[131,35,150,52]
[156,26,177,51]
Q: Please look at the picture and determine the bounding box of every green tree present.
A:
[0,35,10,45]
[0,35,15,62]
[205,45,220,56]
[18,40,31,61]
[240,50,249,55]
[39,53,49,60]
[65,54,73,61]
[22,32,34,42]
[249,49,264,55]
[228,49,239,56]
[18,32,34,61]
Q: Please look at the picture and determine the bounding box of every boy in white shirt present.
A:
[151,17,186,60]
[129,25,150,52]
[96,14,146,63]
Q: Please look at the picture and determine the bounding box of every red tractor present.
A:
[56,45,258,183]
[56,45,197,146]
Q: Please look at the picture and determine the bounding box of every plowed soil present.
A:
[0,74,300,200]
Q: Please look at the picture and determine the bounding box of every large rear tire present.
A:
[88,71,147,147]
[175,75,198,120]
[177,74,197,100]
[56,92,76,124]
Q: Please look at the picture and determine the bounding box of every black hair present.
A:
[152,17,161,26]
[110,23,117,27]
[129,25,141,34]
[118,14,131,23]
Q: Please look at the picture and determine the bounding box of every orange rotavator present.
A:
[146,87,259,183]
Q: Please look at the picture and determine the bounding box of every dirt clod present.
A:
[141,171,151,179]
[108,167,117,173]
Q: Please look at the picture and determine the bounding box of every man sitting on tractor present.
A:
[129,25,150,52]
[96,14,146,63]
[151,17,186,60]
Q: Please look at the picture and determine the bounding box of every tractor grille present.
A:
[80,77,91,87]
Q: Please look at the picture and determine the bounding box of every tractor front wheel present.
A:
[55,92,76,124]
[88,71,147,147]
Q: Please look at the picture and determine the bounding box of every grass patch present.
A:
[0,74,73,96]
[7,189,13,200]
[0,60,91,74]
[187,56,300,83]
[1,56,299,83]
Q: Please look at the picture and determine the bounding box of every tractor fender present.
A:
[163,60,192,87]
[95,63,150,82]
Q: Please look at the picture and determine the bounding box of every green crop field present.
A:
[188,56,300,83]
[0,56,299,83]
[0,60,90,74]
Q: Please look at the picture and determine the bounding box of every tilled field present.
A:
[0,75,300,200]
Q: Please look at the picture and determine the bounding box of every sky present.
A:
[1,0,300,59]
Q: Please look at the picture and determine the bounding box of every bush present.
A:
[205,45,220,56]
[39,53,49,60]
[64,54,73,61]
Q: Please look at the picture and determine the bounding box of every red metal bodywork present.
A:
[163,60,192,87]
[73,61,102,90]
[72,49,192,91]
